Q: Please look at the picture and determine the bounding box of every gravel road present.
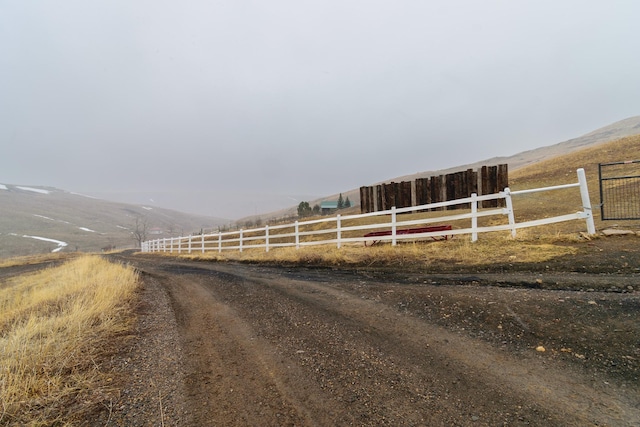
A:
[99,253,640,427]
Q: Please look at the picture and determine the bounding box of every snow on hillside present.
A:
[0,184,7,190]
[33,214,71,225]
[22,235,68,252]
[69,191,98,199]
[16,186,50,194]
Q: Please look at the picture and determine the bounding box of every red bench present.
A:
[364,225,452,246]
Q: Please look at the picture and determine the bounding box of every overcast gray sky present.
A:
[1,1,639,219]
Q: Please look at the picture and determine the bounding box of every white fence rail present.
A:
[142,169,595,254]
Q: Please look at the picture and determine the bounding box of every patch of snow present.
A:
[0,184,7,190]
[142,206,153,210]
[16,186,50,194]
[69,192,98,199]
[32,214,71,224]
[34,214,55,221]
[78,227,96,233]
[23,235,68,252]
[116,225,129,230]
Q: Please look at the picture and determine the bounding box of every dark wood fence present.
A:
[360,164,508,213]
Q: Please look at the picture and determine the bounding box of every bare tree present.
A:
[131,215,149,248]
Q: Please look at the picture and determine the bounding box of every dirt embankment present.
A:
[99,239,639,426]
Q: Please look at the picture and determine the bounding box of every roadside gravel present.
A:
[96,273,190,426]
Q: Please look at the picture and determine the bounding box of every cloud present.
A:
[1,1,639,218]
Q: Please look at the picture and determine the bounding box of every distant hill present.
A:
[387,115,640,183]
[0,185,227,258]
[4,116,639,256]
[240,115,640,223]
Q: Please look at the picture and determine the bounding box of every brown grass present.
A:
[0,253,78,269]
[0,255,139,426]
[178,231,578,268]
[509,134,640,228]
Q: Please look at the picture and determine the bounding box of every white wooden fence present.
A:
[141,168,596,253]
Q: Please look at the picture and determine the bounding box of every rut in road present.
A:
[142,261,638,426]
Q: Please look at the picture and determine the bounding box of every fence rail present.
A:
[142,169,595,254]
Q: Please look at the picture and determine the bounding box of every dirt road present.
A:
[102,252,639,427]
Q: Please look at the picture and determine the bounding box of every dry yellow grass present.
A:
[0,255,139,426]
[0,253,77,269]
[179,231,577,267]
[510,134,640,229]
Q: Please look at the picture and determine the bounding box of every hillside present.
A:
[242,115,640,223]
[391,115,640,183]
[508,133,640,228]
[3,116,639,257]
[0,185,227,258]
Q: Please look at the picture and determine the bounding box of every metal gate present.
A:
[599,160,640,220]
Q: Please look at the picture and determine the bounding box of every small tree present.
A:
[297,201,312,218]
[312,204,321,215]
[344,196,351,208]
[337,193,344,209]
[131,215,148,248]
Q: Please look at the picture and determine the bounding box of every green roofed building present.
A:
[320,201,338,214]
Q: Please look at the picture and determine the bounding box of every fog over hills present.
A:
[2,116,639,257]
[0,185,226,258]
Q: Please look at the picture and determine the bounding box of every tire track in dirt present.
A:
[204,265,640,426]
[159,272,336,426]
[130,258,639,426]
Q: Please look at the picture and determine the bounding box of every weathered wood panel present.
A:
[359,164,508,213]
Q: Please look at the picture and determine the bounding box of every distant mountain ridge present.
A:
[390,115,640,183]
[0,185,227,257]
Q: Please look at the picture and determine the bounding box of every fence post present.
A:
[201,233,205,253]
[337,214,342,248]
[577,168,596,235]
[265,225,270,252]
[178,237,182,254]
[218,232,222,253]
[471,193,478,242]
[295,221,300,249]
[391,206,397,246]
[504,188,516,238]
[163,238,167,253]
[188,235,192,254]
[239,229,243,253]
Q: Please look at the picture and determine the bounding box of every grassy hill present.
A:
[508,134,640,230]
[0,186,227,258]
[240,116,640,224]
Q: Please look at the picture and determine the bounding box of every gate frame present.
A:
[598,160,640,220]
